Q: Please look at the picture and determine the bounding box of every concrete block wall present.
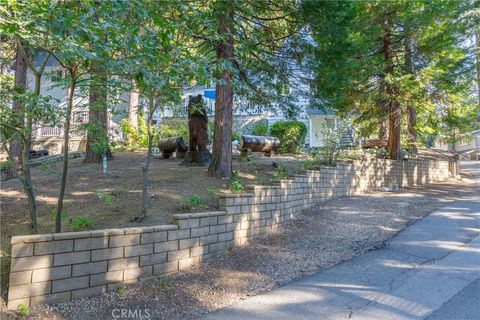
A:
[7,159,454,309]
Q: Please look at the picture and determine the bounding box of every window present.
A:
[51,69,64,82]
[73,111,88,124]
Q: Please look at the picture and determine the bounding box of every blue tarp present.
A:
[204,90,216,100]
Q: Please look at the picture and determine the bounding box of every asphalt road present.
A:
[203,162,480,320]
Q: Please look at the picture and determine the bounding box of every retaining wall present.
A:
[7,158,455,309]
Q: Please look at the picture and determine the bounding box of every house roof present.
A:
[306,107,335,116]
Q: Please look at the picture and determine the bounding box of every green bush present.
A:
[251,121,268,136]
[158,123,188,141]
[178,194,208,210]
[232,132,240,142]
[269,120,307,153]
[69,216,95,231]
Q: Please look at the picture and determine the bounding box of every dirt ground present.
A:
[1,170,475,320]
[0,151,306,298]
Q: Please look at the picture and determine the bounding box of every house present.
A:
[434,130,480,160]
[5,55,355,157]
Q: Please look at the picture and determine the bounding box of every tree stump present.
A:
[238,135,280,157]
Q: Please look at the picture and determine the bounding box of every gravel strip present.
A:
[3,175,476,320]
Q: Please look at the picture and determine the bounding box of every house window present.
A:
[51,69,64,82]
[73,111,88,124]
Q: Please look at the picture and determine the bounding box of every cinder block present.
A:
[109,234,140,247]
[178,218,200,229]
[52,276,89,293]
[72,261,108,277]
[154,241,178,253]
[11,255,53,271]
[167,229,190,241]
[199,216,218,227]
[167,249,190,261]
[91,247,123,261]
[153,261,178,275]
[190,245,209,257]
[74,237,108,251]
[178,257,199,270]
[140,231,167,244]
[90,270,123,286]
[108,257,139,271]
[209,224,226,234]
[190,226,210,237]
[9,271,32,286]
[71,285,106,300]
[124,244,153,257]
[124,266,152,280]
[7,298,30,310]
[140,253,167,266]
[54,251,90,266]
[179,238,200,249]
[11,243,34,258]
[34,240,73,255]
[218,232,233,242]
[209,242,225,253]
[217,215,233,224]
[200,234,217,245]
[30,292,71,305]
[32,266,71,282]
[8,281,51,300]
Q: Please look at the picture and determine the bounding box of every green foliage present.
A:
[251,121,268,136]
[271,163,293,181]
[155,277,171,290]
[17,303,29,316]
[158,123,188,141]
[229,171,244,192]
[120,119,139,150]
[270,121,307,153]
[69,216,95,231]
[179,194,208,211]
[0,160,12,171]
[232,132,240,142]
[115,285,125,296]
[95,189,114,207]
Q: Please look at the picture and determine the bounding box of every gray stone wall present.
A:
[7,158,454,309]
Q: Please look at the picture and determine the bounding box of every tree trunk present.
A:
[209,1,234,178]
[9,43,28,168]
[405,35,417,154]
[56,76,76,233]
[382,12,401,160]
[84,63,112,163]
[378,76,388,141]
[476,26,480,112]
[128,82,139,130]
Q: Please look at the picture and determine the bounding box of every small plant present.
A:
[155,277,171,290]
[69,216,95,231]
[17,304,29,316]
[226,244,234,256]
[0,160,12,171]
[229,171,244,192]
[115,284,125,296]
[231,131,240,142]
[179,194,208,210]
[251,121,268,136]
[271,163,292,181]
[95,189,114,207]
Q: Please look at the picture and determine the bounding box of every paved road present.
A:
[204,162,480,320]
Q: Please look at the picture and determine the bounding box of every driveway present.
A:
[203,162,480,320]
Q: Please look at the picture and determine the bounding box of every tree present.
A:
[440,105,477,151]
[183,0,300,178]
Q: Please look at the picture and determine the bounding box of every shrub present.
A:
[251,121,268,136]
[179,194,208,210]
[232,132,240,142]
[269,120,307,153]
[95,189,114,207]
[157,123,188,141]
[69,216,95,231]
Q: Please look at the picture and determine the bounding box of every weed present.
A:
[115,284,125,296]
[271,163,292,181]
[226,244,234,256]
[17,304,29,316]
[178,194,208,210]
[155,277,171,290]
[69,216,95,231]
[95,189,114,207]
[229,171,244,192]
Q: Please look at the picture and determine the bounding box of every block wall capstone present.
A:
[7,158,455,309]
